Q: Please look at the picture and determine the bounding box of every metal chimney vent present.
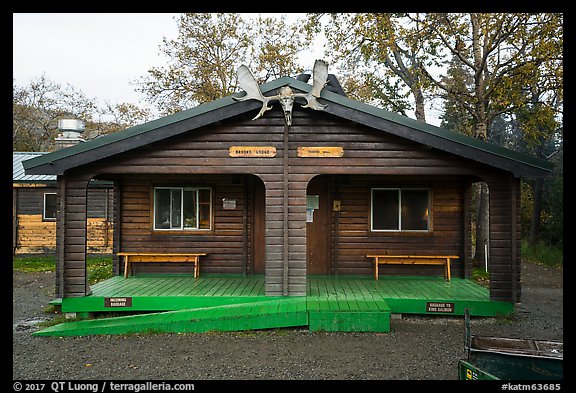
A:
[58,118,85,133]
[54,118,85,150]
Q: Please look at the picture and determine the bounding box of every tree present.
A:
[250,15,307,82]
[87,102,153,140]
[13,75,153,152]
[418,13,563,141]
[136,13,309,115]
[13,75,96,152]
[311,12,563,261]
[307,13,436,121]
[419,13,562,262]
[439,40,475,136]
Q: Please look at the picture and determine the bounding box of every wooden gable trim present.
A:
[323,102,550,178]
[24,99,262,176]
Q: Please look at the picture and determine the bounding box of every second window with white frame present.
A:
[153,187,211,230]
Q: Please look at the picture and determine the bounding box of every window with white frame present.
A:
[153,187,212,230]
[43,193,57,221]
[371,188,430,231]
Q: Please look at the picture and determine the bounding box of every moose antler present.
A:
[233,59,329,125]
[233,65,279,121]
[294,59,329,111]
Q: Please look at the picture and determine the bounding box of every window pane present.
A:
[155,189,172,229]
[171,189,182,229]
[372,190,399,230]
[183,189,197,229]
[198,189,211,229]
[401,190,429,230]
[44,193,57,220]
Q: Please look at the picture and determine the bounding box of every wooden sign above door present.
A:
[229,146,277,158]
[297,147,344,158]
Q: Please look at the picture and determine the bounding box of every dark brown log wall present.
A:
[486,175,522,302]
[116,174,253,276]
[332,175,467,278]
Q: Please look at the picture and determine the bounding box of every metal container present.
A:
[460,309,563,380]
[467,335,563,380]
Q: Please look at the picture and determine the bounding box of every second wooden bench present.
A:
[118,252,207,279]
[367,255,459,281]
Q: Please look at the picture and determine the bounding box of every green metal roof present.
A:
[22,76,553,177]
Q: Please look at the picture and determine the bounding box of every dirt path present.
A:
[12,261,562,380]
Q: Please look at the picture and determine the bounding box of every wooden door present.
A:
[306,176,332,274]
[252,178,266,274]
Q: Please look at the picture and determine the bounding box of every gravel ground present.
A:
[12,260,562,381]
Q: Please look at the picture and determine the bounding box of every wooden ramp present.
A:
[34,298,309,337]
[34,296,392,337]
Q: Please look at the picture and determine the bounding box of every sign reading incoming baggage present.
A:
[297,147,344,158]
[105,297,132,308]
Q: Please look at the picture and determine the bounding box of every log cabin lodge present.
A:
[23,67,553,335]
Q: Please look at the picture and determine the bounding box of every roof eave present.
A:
[22,77,300,176]
[22,75,553,179]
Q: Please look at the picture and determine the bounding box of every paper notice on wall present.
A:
[306,195,319,209]
[306,208,314,223]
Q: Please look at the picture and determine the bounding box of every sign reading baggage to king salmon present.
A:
[297,147,344,158]
[229,146,277,157]
[426,302,455,313]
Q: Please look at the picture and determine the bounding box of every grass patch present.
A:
[13,254,113,285]
[521,240,563,269]
[472,268,490,288]
[12,255,55,272]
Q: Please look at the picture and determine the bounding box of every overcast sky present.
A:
[13,13,441,125]
[13,13,320,108]
[13,13,180,107]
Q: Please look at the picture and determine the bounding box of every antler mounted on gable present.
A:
[233,59,329,126]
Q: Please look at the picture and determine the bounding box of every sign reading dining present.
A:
[297,146,344,158]
[229,146,277,158]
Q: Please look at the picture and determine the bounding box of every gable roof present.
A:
[22,76,553,178]
[13,152,56,183]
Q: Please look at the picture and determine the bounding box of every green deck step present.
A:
[307,297,391,332]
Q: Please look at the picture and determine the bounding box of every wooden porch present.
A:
[62,274,511,316]
[33,274,514,336]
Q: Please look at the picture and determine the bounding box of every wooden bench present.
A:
[118,252,207,279]
[367,255,459,281]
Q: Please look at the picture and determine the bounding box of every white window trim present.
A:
[153,187,212,231]
[43,192,57,221]
[371,188,430,232]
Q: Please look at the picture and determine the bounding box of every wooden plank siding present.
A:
[58,173,92,297]
[330,175,467,278]
[115,174,253,276]
[13,185,114,255]
[485,175,522,302]
[57,106,521,301]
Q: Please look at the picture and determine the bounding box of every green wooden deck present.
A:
[63,274,507,314]
[35,275,512,336]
